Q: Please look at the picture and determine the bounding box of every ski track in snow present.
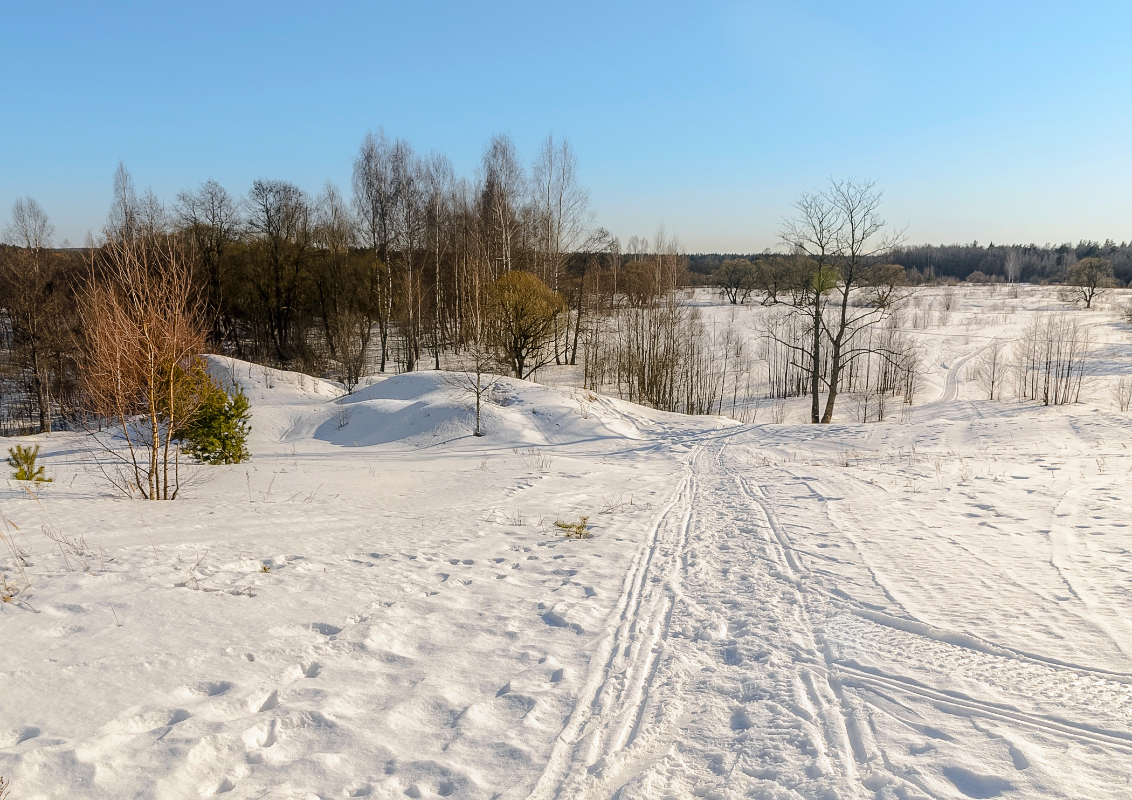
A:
[531,432,1132,798]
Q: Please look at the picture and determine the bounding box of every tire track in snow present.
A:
[525,446,699,800]
[734,472,880,794]
[912,339,988,417]
[835,661,1132,753]
[744,451,1132,792]
[546,439,901,799]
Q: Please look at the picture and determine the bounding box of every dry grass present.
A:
[554,516,590,539]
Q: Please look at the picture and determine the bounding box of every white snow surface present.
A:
[3,287,1132,799]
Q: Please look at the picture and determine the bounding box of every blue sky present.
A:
[2,0,1130,251]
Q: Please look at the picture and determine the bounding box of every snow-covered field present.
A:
[3,286,1132,799]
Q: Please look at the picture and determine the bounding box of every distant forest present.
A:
[688,240,1132,286]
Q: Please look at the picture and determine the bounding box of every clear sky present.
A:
[2,0,1130,252]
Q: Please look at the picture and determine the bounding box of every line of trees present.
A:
[0,132,694,433]
[0,163,926,432]
[696,240,1132,288]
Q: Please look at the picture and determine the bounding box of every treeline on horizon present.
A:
[688,239,1132,285]
[2,126,1127,438]
[0,130,687,435]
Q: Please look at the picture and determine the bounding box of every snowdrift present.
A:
[321,372,654,448]
[208,357,673,450]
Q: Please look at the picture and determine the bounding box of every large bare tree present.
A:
[424,152,455,369]
[352,130,398,371]
[480,134,526,279]
[1066,257,1113,308]
[312,183,371,390]
[531,135,591,362]
[768,179,905,423]
[392,140,426,370]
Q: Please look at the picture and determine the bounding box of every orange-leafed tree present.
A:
[80,235,209,499]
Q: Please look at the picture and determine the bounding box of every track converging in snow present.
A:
[531,429,1132,799]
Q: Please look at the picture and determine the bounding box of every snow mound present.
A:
[317,371,654,448]
[203,356,346,446]
[201,359,673,449]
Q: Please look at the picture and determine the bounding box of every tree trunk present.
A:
[810,299,821,424]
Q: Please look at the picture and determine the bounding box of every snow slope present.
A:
[0,362,725,800]
[3,287,1132,799]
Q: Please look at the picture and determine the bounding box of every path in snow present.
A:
[530,431,1132,799]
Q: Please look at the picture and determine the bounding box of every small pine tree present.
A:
[178,375,251,465]
[7,444,51,482]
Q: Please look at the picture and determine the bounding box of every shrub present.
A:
[178,375,251,464]
[554,516,590,539]
[7,444,50,482]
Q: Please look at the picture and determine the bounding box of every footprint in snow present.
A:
[541,611,585,635]
[730,707,753,730]
[191,681,233,697]
[105,709,190,734]
[249,689,279,713]
[0,727,40,747]
[942,766,1013,798]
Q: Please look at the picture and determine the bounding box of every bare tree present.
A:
[817,179,906,422]
[970,338,1006,400]
[1005,249,1022,283]
[1012,313,1091,405]
[352,130,397,371]
[312,183,370,390]
[532,135,590,289]
[445,342,499,437]
[103,162,139,243]
[532,135,591,362]
[243,179,313,365]
[714,258,757,304]
[176,180,241,348]
[770,179,906,423]
[103,163,167,244]
[424,153,455,369]
[2,198,59,431]
[776,190,842,424]
[753,255,795,305]
[81,236,208,499]
[392,140,426,370]
[480,134,526,278]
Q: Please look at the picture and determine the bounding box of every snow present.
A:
[3,286,1132,799]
